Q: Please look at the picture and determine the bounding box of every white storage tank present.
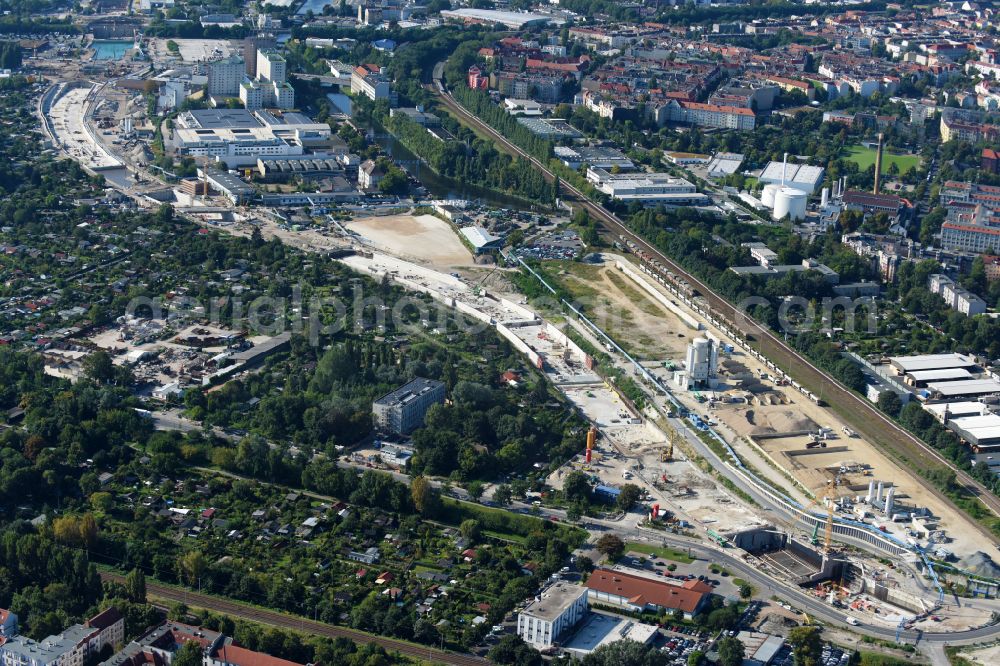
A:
[761,183,780,208]
[772,187,807,221]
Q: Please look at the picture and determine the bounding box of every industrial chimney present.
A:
[873,133,884,195]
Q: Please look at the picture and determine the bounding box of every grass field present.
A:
[624,542,695,563]
[843,145,921,174]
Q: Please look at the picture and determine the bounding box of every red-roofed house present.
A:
[208,643,305,666]
[0,609,17,637]
[375,571,395,585]
[983,148,999,174]
[585,568,712,618]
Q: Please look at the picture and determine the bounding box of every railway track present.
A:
[101,573,487,666]
[430,84,1000,539]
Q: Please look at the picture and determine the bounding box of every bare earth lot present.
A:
[346,214,475,268]
[553,259,691,359]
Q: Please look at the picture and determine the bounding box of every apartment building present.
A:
[662,100,757,130]
[372,377,446,435]
[0,609,124,666]
[517,582,589,648]
[940,221,1000,254]
[206,56,245,98]
[256,50,286,87]
[237,50,294,110]
[928,274,988,315]
[100,621,308,666]
[350,64,397,105]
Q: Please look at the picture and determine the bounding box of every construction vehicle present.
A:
[802,473,841,555]
[660,441,673,462]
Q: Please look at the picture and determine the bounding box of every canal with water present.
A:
[372,130,544,211]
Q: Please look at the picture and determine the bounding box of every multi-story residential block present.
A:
[350,64,397,105]
[516,582,588,648]
[467,66,488,90]
[984,255,1000,282]
[0,608,124,666]
[940,221,1000,254]
[100,621,308,666]
[256,50,287,87]
[663,100,756,130]
[372,377,446,435]
[940,108,1000,143]
[238,50,294,110]
[358,159,383,190]
[206,56,245,98]
[928,274,987,315]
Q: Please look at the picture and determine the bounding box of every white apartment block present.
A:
[517,582,589,648]
[350,64,397,105]
[256,50,287,85]
[206,56,245,97]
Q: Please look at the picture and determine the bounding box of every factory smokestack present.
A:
[873,133,884,194]
[782,152,788,185]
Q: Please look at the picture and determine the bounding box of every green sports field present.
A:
[843,145,921,174]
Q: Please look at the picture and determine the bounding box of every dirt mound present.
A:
[958,552,1000,579]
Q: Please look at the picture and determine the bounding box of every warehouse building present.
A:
[889,353,979,376]
[440,8,552,29]
[946,412,1000,451]
[758,161,825,195]
[585,568,712,618]
[555,146,634,171]
[925,378,1000,400]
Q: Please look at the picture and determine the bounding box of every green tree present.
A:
[595,533,625,562]
[90,492,113,513]
[563,470,592,503]
[876,391,902,418]
[616,484,642,512]
[83,351,115,384]
[739,583,753,600]
[717,636,745,666]
[173,639,203,666]
[460,519,482,542]
[493,483,513,506]
[788,626,823,666]
[467,480,485,501]
[488,634,541,665]
[411,476,440,517]
[178,550,207,587]
[687,651,704,666]
[581,639,666,665]
[125,568,146,603]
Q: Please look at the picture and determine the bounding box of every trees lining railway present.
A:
[429,80,1000,543]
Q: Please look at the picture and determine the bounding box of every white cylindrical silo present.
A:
[772,187,807,221]
[761,183,780,208]
[821,187,829,207]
